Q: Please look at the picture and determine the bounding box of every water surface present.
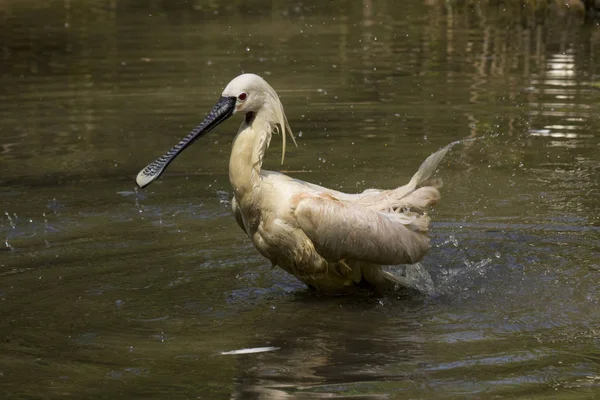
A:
[1,1,599,398]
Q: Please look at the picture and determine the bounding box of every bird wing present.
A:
[231,197,247,234]
[292,193,431,266]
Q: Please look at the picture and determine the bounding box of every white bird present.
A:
[136,73,457,295]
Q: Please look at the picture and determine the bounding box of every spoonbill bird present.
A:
[136,73,455,294]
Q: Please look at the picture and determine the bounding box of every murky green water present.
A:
[1,1,599,398]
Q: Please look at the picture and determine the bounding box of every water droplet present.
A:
[134,188,144,214]
[5,212,15,229]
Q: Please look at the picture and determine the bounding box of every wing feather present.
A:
[293,195,431,265]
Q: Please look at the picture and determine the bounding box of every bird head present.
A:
[135,73,294,189]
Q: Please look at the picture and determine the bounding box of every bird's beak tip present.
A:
[136,170,153,189]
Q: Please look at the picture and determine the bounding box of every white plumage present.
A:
[137,73,456,294]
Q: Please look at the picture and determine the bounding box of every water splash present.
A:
[134,187,144,214]
[48,198,60,216]
[217,190,230,206]
[117,188,146,216]
[438,235,459,248]
[435,257,494,296]
[405,263,436,294]
[5,212,16,229]
[42,212,50,247]
[3,238,13,251]
[4,212,15,251]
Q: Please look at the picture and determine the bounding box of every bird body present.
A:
[137,73,455,295]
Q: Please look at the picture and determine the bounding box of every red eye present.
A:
[238,93,247,101]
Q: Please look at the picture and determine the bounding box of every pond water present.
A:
[1,1,599,398]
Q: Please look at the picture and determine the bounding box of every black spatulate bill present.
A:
[136,96,237,188]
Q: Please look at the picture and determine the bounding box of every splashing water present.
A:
[434,257,494,297]
[404,263,436,294]
[42,212,50,248]
[134,187,144,215]
[4,212,15,251]
[216,190,231,206]
[5,212,16,229]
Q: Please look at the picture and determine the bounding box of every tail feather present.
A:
[406,142,454,189]
[358,142,454,211]
[361,142,458,235]
[394,186,441,213]
[391,141,454,201]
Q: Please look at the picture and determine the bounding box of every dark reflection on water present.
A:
[1,0,599,398]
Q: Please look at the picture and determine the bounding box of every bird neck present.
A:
[228,111,272,201]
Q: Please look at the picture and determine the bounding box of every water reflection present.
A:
[0,0,599,398]
[227,295,424,399]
